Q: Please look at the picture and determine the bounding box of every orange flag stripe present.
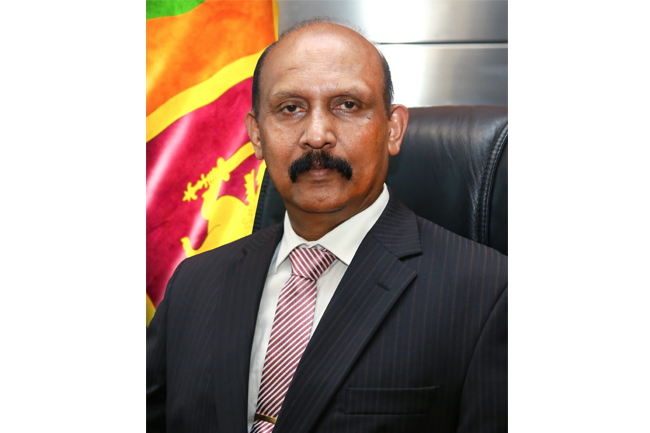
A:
[146,48,263,142]
[146,0,276,116]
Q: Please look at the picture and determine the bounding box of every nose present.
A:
[299,108,336,150]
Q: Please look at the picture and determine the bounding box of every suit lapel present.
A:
[211,225,283,433]
[274,196,422,433]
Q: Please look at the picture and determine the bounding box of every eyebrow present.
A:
[269,91,304,101]
[269,88,368,102]
[331,90,365,100]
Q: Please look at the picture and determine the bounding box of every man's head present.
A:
[245,19,409,236]
[252,20,395,119]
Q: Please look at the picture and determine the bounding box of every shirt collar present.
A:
[274,184,390,273]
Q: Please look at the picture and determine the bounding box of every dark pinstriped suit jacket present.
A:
[147,194,508,432]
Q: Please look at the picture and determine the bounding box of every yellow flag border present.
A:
[272,0,279,40]
[146,293,156,327]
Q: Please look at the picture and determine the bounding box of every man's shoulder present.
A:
[416,214,506,257]
[413,214,507,277]
[177,223,283,273]
[378,192,506,267]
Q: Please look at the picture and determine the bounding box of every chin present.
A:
[291,195,347,214]
[283,185,349,214]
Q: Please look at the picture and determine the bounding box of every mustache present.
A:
[288,150,353,183]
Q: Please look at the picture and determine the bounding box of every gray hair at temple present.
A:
[251,17,394,119]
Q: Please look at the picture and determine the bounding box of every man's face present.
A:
[246,24,407,222]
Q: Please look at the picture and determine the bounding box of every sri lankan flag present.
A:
[146,1,279,326]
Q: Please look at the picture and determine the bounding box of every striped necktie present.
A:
[251,246,337,433]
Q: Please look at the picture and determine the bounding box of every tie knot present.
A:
[289,246,337,281]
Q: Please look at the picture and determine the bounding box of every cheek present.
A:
[262,121,302,151]
[260,127,289,158]
[259,134,295,183]
[341,125,387,169]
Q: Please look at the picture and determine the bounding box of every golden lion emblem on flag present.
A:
[180,142,266,257]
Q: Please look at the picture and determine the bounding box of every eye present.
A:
[283,104,298,113]
[341,101,356,110]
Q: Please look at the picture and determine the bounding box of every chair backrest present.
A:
[252,105,508,256]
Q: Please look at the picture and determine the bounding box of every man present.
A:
[147,20,507,433]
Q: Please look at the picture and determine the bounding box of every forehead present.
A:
[262,26,384,100]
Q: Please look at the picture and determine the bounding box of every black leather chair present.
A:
[252,105,508,256]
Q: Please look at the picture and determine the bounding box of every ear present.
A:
[245,110,264,160]
[386,104,409,156]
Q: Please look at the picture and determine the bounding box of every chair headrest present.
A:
[388,105,508,255]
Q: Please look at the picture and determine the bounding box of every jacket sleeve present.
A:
[456,286,508,433]
[146,261,184,433]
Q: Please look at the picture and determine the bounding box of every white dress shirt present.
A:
[246,184,390,431]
